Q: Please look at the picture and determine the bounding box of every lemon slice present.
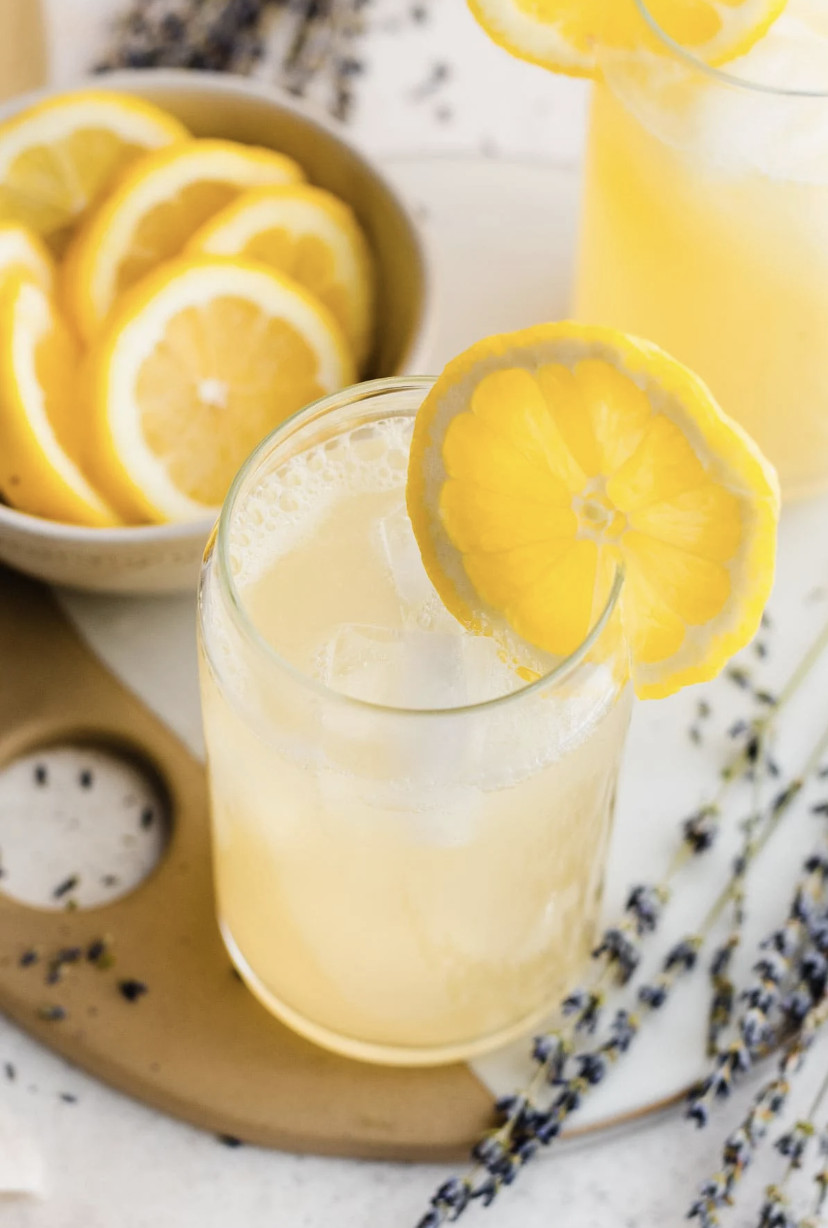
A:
[88,256,355,524]
[467,0,787,78]
[0,90,187,253]
[187,185,376,372]
[0,223,55,295]
[63,139,306,341]
[0,275,118,527]
[406,323,779,700]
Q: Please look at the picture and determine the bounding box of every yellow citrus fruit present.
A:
[88,256,355,525]
[0,275,118,527]
[187,184,376,373]
[0,223,55,296]
[63,139,306,341]
[406,323,779,700]
[467,0,787,78]
[0,90,187,253]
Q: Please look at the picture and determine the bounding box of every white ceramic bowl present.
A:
[0,70,431,594]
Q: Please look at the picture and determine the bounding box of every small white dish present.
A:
[0,70,431,594]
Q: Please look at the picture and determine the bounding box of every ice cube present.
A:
[319,623,469,709]
[375,504,433,616]
[458,633,526,705]
[318,624,399,704]
[317,624,480,834]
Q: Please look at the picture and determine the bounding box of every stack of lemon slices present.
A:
[0,90,375,526]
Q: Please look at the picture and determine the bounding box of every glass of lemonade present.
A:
[198,377,632,1066]
[576,0,828,500]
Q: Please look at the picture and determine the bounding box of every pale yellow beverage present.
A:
[576,1,828,499]
[198,379,631,1065]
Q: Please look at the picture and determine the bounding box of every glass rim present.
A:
[211,375,626,719]
[634,0,828,99]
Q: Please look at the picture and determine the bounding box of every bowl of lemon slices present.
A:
[0,71,429,593]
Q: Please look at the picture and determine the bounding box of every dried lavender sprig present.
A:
[97,0,269,74]
[454,877,770,1219]
[805,1123,828,1222]
[777,1086,826,1171]
[758,1185,797,1228]
[753,1065,828,1228]
[708,768,768,1056]
[689,998,828,1225]
[691,712,828,1114]
[689,806,828,1129]
[721,613,828,790]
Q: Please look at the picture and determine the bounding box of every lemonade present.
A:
[576,2,828,499]
[198,379,632,1065]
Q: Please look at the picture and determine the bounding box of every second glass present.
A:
[198,378,632,1066]
[576,0,828,500]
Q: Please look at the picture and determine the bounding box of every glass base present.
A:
[220,919,560,1068]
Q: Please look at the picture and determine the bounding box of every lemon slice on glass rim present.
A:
[467,0,788,78]
[406,323,779,701]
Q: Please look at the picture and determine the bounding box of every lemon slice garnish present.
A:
[467,0,787,78]
[0,275,118,526]
[63,139,306,341]
[406,323,779,699]
[88,256,355,524]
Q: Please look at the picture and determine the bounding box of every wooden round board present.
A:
[3,158,828,1160]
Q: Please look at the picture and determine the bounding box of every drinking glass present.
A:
[576,0,828,499]
[198,378,632,1066]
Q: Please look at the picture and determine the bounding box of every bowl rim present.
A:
[0,68,431,546]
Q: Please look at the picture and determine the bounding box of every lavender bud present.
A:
[783,985,817,1023]
[592,928,641,983]
[416,1211,443,1228]
[638,981,669,1009]
[470,1176,499,1207]
[805,853,828,878]
[625,885,663,935]
[753,951,789,985]
[528,1110,561,1146]
[472,1133,505,1170]
[434,1177,471,1213]
[684,808,719,853]
[665,938,700,973]
[609,1009,639,1054]
[686,1098,711,1129]
[515,1138,539,1164]
[576,1053,607,1085]
[808,918,828,952]
[495,1093,530,1123]
[710,941,736,978]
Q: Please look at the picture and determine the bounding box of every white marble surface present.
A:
[0,3,822,1227]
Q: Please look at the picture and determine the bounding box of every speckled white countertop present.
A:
[0,2,788,1225]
